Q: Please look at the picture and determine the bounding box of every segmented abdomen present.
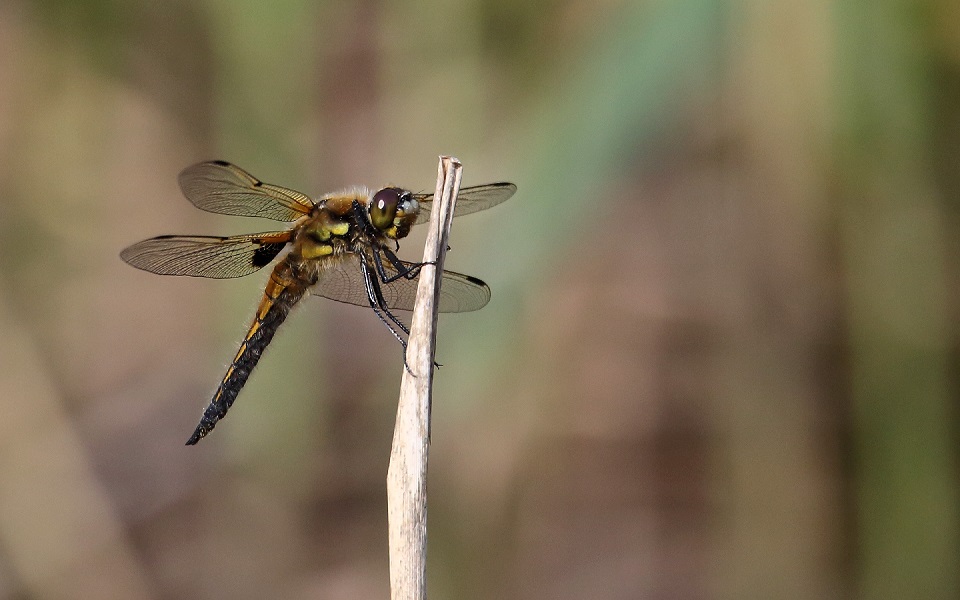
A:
[186,261,310,445]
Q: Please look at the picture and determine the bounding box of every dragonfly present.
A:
[121,160,516,445]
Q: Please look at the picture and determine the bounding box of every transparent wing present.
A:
[179,161,314,222]
[312,254,491,313]
[120,231,291,278]
[412,182,517,225]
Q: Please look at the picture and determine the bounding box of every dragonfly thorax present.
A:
[298,210,351,259]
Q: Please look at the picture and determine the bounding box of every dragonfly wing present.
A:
[179,161,314,222]
[413,182,517,225]
[120,232,291,278]
[435,266,491,313]
[312,254,491,313]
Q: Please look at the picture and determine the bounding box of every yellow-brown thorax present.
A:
[291,189,419,266]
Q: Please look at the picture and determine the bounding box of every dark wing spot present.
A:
[211,159,231,166]
[464,274,486,286]
[252,242,286,268]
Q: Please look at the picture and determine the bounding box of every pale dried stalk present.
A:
[386,156,463,600]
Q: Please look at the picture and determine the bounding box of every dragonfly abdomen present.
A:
[185,261,312,445]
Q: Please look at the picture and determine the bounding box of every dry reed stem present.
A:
[386,156,463,600]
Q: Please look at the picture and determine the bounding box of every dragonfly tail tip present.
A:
[185,427,206,445]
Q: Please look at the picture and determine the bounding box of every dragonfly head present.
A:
[370,187,419,240]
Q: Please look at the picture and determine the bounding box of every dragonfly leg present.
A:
[373,245,431,284]
[351,201,439,371]
[369,250,445,372]
[351,199,377,236]
[359,254,409,345]
[359,253,432,374]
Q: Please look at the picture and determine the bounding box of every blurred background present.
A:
[0,1,958,599]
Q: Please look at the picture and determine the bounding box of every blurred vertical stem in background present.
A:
[836,2,959,598]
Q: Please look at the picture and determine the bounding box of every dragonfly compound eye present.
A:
[370,188,401,231]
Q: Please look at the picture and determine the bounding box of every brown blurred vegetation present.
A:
[0,1,958,599]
